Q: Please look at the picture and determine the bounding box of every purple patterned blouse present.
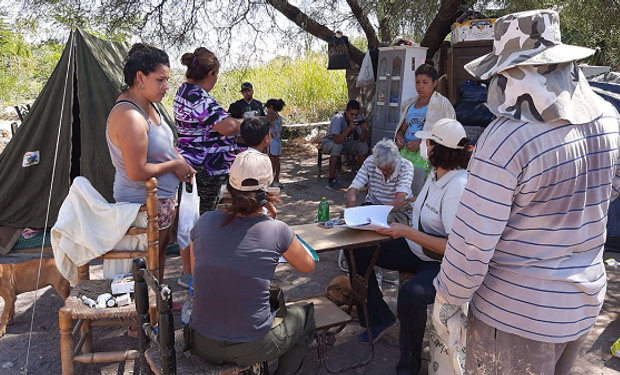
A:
[174,82,237,175]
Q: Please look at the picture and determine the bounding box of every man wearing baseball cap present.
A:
[433,9,620,374]
[233,82,265,117]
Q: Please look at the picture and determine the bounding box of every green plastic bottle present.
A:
[318,197,330,222]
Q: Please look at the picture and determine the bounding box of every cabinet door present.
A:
[387,55,402,130]
[373,55,390,131]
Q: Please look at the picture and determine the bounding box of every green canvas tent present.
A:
[0,29,174,229]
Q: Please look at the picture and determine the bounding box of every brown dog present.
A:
[0,257,70,336]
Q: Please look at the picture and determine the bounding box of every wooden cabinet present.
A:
[371,46,428,146]
[447,40,493,105]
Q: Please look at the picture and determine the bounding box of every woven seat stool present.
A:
[59,177,161,375]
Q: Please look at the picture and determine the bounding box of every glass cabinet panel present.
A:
[376,79,386,105]
[389,79,400,105]
[392,57,402,76]
[379,57,388,76]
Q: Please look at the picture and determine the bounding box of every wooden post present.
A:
[59,307,75,375]
[157,285,176,374]
[132,258,151,374]
[145,177,160,281]
[77,264,90,282]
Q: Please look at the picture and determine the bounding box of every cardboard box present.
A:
[451,18,496,44]
[111,273,135,295]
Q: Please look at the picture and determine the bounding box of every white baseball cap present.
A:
[415,118,467,149]
[229,150,280,193]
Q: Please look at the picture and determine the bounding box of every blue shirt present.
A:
[404,103,428,143]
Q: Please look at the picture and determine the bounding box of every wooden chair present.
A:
[58,177,160,375]
[132,257,266,375]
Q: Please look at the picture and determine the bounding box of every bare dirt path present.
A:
[0,143,619,374]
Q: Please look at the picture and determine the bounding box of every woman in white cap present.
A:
[345,118,472,375]
[184,150,316,375]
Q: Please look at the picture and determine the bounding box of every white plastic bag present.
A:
[356,51,375,87]
[428,303,467,375]
[427,321,466,375]
[177,178,200,249]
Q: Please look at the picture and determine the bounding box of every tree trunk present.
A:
[420,0,474,60]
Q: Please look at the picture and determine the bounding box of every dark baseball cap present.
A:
[240,82,253,92]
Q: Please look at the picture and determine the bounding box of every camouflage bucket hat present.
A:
[487,62,605,124]
[465,9,595,80]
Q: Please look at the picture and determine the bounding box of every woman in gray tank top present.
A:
[107,43,195,285]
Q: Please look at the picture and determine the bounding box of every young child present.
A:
[240,116,271,153]
[239,117,278,218]
[265,99,285,188]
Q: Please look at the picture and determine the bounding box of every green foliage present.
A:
[162,52,348,125]
[0,17,64,104]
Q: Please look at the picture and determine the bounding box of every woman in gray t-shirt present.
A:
[185,151,316,375]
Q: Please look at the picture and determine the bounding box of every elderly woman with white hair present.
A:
[346,139,415,224]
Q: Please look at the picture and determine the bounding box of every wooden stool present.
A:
[289,296,354,373]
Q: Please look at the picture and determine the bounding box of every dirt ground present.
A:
[1,142,620,375]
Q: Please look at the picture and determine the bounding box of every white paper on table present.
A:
[334,205,393,231]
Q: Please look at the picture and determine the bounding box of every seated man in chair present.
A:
[322,100,370,191]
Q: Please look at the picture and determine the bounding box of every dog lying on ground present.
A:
[0,257,70,336]
[324,275,357,319]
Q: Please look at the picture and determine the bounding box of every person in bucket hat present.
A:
[433,9,620,375]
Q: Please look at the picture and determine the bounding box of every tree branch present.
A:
[420,0,472,60]
[344,0,379,48]
[265,0,365,65]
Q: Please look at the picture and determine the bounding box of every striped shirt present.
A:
[348,156,414,219]
[435,102,620,343]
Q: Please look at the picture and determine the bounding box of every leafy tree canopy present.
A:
[5,0,620,70]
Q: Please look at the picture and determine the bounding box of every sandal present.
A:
[127,324,139,339]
